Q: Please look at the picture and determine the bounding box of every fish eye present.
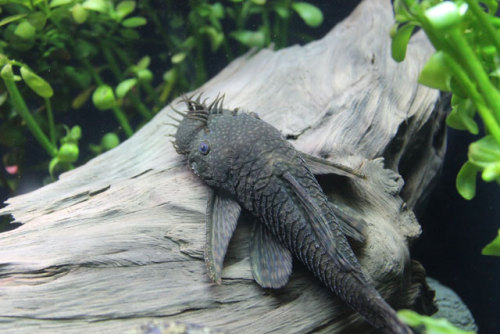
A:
[199,141,210,155]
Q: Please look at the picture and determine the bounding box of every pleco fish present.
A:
[171,94,412,334]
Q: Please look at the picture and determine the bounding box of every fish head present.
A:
[173,94,234,189]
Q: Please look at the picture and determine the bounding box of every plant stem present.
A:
[100,41,123,81]
[3,78,57,157]
[110,43,160,108]
[129,93,152,120]
[194,34,207,86]
[159,75,176,104]
[142,0,175,51]
[112,105,133,137]
[444,53,500,144]
[80,59,134,137]
[465,0,500,54]
[262,6,271,46]
[447,28,500,122]
[44,97,56,145]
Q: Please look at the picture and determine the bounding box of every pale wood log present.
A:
[0,0,442,333]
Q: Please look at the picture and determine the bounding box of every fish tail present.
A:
[329,271,412,334]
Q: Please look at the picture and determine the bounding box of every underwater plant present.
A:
[391,0,500,257]
[0,0,323,198]
[391,0,500,332]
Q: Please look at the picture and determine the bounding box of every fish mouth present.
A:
[188,161,213,181]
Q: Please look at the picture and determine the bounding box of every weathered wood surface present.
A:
[0,0,444,333]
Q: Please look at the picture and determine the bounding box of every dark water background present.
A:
[1,1,499,333]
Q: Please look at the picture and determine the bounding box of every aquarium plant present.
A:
[391,0,500,257]
[0,0,323,198]
[391,0,500,332]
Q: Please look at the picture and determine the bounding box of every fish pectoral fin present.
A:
[250,221,292,289]
[281,171,356,272]
[205,190,242,284]
[300,152,365,179]
[328,201,367,243]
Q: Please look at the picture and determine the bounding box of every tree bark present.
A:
[0,0,443,333]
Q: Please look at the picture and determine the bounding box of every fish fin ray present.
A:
[300,152,365,179]
[205,190,241,284]
[328,201,367,243]
[250,222,292,289]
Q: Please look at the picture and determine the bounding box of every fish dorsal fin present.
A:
[205,190,241,284]
[299,153,367,243]
[300,152,365,179]
[328,201,367,243]
[281,171,355,271]
[250,222,293,289]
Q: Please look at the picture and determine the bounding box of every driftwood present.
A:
[0,0,444,333]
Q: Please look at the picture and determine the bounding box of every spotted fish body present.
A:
[173,95,411,334]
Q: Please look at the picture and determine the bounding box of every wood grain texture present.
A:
[0,0,443,333]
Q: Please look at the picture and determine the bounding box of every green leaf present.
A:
[92,85,117,110]
[72,4,89,24]
[121,16,147,28]
[101,132,120,150]
[199,26,224,51]
[425,1,463,31]
[482,162,500,182]
[72,87,94,109]
[0,55,8,67]
[398,309,475,334]
[82,0,109,13]
[75,39,97,58]
[137,69,152,82]
[231,30,265,47]
[456,161,479,200]
[69,125,82,141]
[50,0,74,8]
[418,51,452,91]
[468,136,500,169]
[446,96,478,134]
[211,3,224,19]
[58,142,79,163]
[1,63,15,80]
[391,23,415,62]
[136,56,150,70]
[120,28,140,39]
[20,66,54,98]
[393,0,414,22]
[274,4,290,19]
[163,68,176,83]
[292,2,323,27]
[14,21,36,40]
[116,1,136,20]
[182,36,196,50]
[0,14,28,27]
[116,78,137,98]
[171,52,186,64]
[482,229,500,256]
[251,0,266,5]
[27,12,47,31]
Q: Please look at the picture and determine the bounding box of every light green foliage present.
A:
[292,2,323,27]
[49,125,82,176]
[0,0,323,196]
[398,310,475,334]
[482,229,500,256]
[92,85,117,110]
[20,66,53,98]
[391,0,500,253]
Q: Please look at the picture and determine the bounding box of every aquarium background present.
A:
[1,1,499,333]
